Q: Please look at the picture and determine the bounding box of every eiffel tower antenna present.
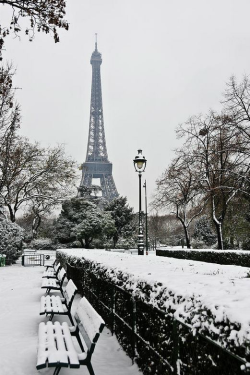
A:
[79,37,119,201]
[95,33,98,50]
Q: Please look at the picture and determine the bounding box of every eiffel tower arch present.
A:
[79,37,118,201]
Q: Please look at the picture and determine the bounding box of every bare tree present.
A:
[0,137,77,222]
[177,112,250,249]
[0,64,20,195]
[153,154,206,248]
[223,75,250,143]
[0,0,68,59]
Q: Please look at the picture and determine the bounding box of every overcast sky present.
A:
[1,0,250,211]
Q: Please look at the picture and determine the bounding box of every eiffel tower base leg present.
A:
[80,172,118,201]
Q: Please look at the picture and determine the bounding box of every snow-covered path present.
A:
[0,264,140,375]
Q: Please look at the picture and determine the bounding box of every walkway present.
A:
[0,263,141,375]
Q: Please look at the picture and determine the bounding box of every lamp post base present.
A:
[138,244,144,255]
[137,233,144,255]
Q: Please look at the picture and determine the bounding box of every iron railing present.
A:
[66,262,249,375]
[21,254,45,266]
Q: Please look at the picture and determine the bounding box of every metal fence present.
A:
[21,253,45,266]
[66,262,249,375]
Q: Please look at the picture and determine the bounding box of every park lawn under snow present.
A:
[0,263,140,375]
[59,249,250,348]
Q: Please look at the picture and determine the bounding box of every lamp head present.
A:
[133,149,147,172]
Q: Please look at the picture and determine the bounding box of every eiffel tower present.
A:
[79,37,118,201]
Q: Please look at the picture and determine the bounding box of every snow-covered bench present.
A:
[36,297,105,375]
[40,279,77,324]
[44,258,57,271]
[41,268,66,295]
[42,263,61,279]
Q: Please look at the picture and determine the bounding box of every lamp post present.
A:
[143,180,148,255]
[133,149,147,255]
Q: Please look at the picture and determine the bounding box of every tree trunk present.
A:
[85,237,91,249]
[177,216,191,249]
[7,204,15,222]
[183,225,191,249]
[213,220,224,250]
[211,197,224,250]
[113,233,118,248]
[32,214,41,239]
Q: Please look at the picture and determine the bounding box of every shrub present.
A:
[0,217,24,264]
[156,248,250,267]
[57,249,250,374]
[27,238,56,250]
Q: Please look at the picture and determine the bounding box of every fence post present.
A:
[111,286,116,335]
[132,298,138,362]
[40,254,45,266]
[172,319,180,375]
[82,264,85,296]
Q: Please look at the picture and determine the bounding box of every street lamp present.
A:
[143,180,148,255]
[133,149,147,255]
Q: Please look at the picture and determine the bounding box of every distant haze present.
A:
[1,0,250,211]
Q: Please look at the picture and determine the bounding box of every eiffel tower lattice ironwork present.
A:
[79,38,118,201]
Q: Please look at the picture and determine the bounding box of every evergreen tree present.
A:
[104,196,135,248]
[193,215,216,247]
[55,197,116,248]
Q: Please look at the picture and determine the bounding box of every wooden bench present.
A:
[37,297,105,375]
[44,258,57,271]
[40,279,77,324]
[41,268,66,295]
[42,263,61,279]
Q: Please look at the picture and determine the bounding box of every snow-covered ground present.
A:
[0,263,141,375]
[58,249,250,347]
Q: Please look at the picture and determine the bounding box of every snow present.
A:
[0,264,141,375]
[40,295,66,314]
[64,279,77,301]
[58,249,250,349]
[76,297,105,343]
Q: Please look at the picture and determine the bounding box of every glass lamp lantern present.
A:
[133,149,147,172]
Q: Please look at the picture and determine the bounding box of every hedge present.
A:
[156,248,250,267]
[57,249,250,375]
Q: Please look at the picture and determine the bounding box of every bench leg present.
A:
[53,366,61,375]
[68,312,74,325]
[87,362,95,375]
[75,332,85,352]
[49,313,54,321]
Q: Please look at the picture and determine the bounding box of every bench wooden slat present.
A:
[40,295,65,314]
[76,297,105,345]
[37,322,49,369]
[41,269,66,292]
[52,296,65,313]
[40,280,77,319]
[37,322,81,370]
[42,270,57,278]
[41,278,60,289]
[44,263,61,279]
[44,259,57,271]
[61,322,80,367]
[53,322,69,366]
